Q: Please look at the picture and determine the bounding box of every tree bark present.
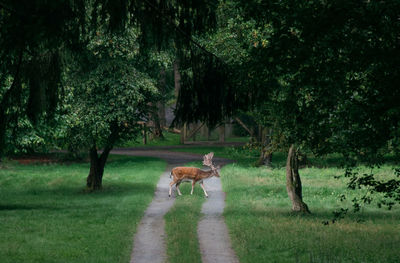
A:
[219,123,225,142]
[152,110,164,139]
[200,124,208,138]
[86,144,112,191]
[152,68,166,139]
[142,123,147,144]
[257,128,273,166]
[180,123,187,144]
[286,144,310,213]
[174,60,181,98]
[158,68,167,127]
[86,123,118,191]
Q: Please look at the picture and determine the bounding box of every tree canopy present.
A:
[173,0,400,212]
[0,0,219,157]
[1,0,399,205]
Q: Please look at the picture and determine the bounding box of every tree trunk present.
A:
[142,123,147,144]
[86,144,112,191]
[152,110,164,139]
[152,68,166,139]
[174,60,181,98]
[257,128,273,166]
[286,144,310,213]
[200,124,208,139]
[180,123,187,144]
[257,125,263,143]
[158,68,167,127]
[175,60,185,144]
[219,124,225,142]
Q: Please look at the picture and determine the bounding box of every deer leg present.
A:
[200,182,209,197]
[176,181,182,196]
[191,180,196,195]
[169,180,175,197]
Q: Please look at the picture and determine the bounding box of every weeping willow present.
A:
[0,0,220,157]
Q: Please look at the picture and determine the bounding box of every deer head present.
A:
[169,152,221,197]
[203,152,220,177]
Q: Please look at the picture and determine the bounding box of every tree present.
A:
[64,59,157,190]
[0,0,220,158]
[59,26,158,190]
[1,0,222,190]
[173,0,400,213]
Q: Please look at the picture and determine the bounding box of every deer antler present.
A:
[203,152,215,168]
[169,152,220,198]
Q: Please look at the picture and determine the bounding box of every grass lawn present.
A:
[169,147,400,263]
[222,164,400,263]
[169,145,260,166]
[0,155,166,263]
[164,161,205,263]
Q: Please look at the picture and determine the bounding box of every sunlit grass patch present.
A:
[164,191,205,263]
[221,163,400,263]
[0,155,166,263]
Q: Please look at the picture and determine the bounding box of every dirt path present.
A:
[111,148,239,263]
[129,165,175,263]
[198,177,239,263]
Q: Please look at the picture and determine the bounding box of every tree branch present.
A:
[234,117,254,137]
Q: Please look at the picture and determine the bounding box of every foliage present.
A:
[0,0,220,157]
[172,0,400,211]
[3,117,59,155]
[62,57,158,152]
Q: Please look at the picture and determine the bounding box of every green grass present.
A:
[0,155,166,263]
[170,146,260,166]
[221,164,400,263]
[164,161,205,263]
[167,147,400,263]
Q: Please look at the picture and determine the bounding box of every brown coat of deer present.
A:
[169,152,220,197]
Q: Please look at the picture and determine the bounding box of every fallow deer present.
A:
[169,152,220,197]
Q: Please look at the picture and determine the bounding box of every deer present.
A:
[169,152,220,198]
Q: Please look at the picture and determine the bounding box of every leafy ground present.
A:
[0,155,166,263]
[170,146,400,263]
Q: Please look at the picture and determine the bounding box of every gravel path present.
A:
[111,148,239,263]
